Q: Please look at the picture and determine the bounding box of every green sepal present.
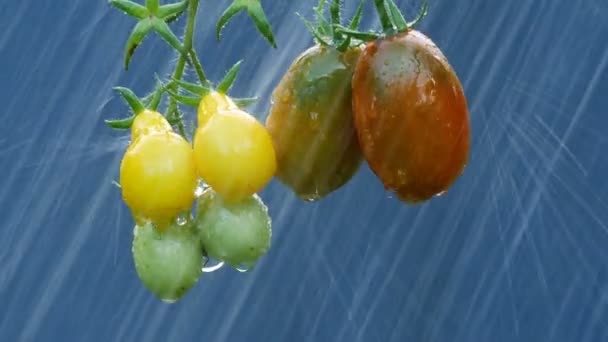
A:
[172,79,211,96]
[166,110,185,126]
[313,0,331,36]
[373,0,395,33]
[217,0,277,48]
[105,115,136,130]
[329,0,341,38]
[152,17,186,54]
[407,0,428,28]
[114,87,146,114]
[109,0,149,19]
[333,25,381,41]
[124,18,154,70]
[385,0,407,32]
[158,1,188,23]
[148,79,165,111]
[297,13,331,46]
[217,60,243,94]
[146,0,160,14]
[337,0,365,51]
[349,0,365,30]
[165,89,201,107]
[233,97,258,109]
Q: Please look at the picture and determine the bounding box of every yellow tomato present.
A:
[131,110,172,142]
[197,91,237,127]
[193,109,276,202]
[120,131,198,227]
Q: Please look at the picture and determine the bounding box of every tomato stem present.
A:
[190,49,208,86]
[166,0,203,141]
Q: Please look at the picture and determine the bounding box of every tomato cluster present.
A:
[107,0,471,303]
[119,94,274,302]
[267,33,469,203]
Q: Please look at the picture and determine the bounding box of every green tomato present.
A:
[132,222,203,303]
[194,189,271,269]
[266,45,363,201]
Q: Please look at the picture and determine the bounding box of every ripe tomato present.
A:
[131,109,172,142]
[132,222,203,303]
[352,30,470,203]
[194,189,271,269]
[197,91,237,127]
[120,131,198,226]
[193,109,276,203]
[266,46,363,201]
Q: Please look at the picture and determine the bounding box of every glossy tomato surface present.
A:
[193,109,276,203]
[352,30,470,203]
[120,131,198,225]
[266,45,363,201]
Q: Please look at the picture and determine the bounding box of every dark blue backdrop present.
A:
[1,1,608,341]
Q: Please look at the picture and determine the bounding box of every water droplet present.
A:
[235,263,255,273]
[176,214,188,226]
[161,298,177,304]
[194,179,209,197]
[202,256,224,273]
[301,188,322,202]
[434,190,448,198]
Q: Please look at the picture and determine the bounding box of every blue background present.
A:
[1,1,608,341]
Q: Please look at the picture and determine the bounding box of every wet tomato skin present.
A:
[352,30,470,203]
[266,46,363,201]
[120,131,198,226]
[193,109,276,203]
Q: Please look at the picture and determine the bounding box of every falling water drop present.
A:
[434,190,448,198]
[234,263,255,273]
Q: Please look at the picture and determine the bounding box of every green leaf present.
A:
[297,13,331,46]
[217,0,277,48]
[385,0,406,32]
[233,97,258,109]
[114,87,145,114]
[158,1,188,22]
[145,0,160,14]
[245,1,277,48]
[407,0,429,28]
[152,17,186,54]
[217,60,243,94]
[109,0,149,19]
[173,79,211,96]
[216,1,244,41]
[124,18,153,70]
[105,115,135,129]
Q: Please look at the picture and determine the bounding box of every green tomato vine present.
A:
[105,0,276,140]
[104,0,429,139]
